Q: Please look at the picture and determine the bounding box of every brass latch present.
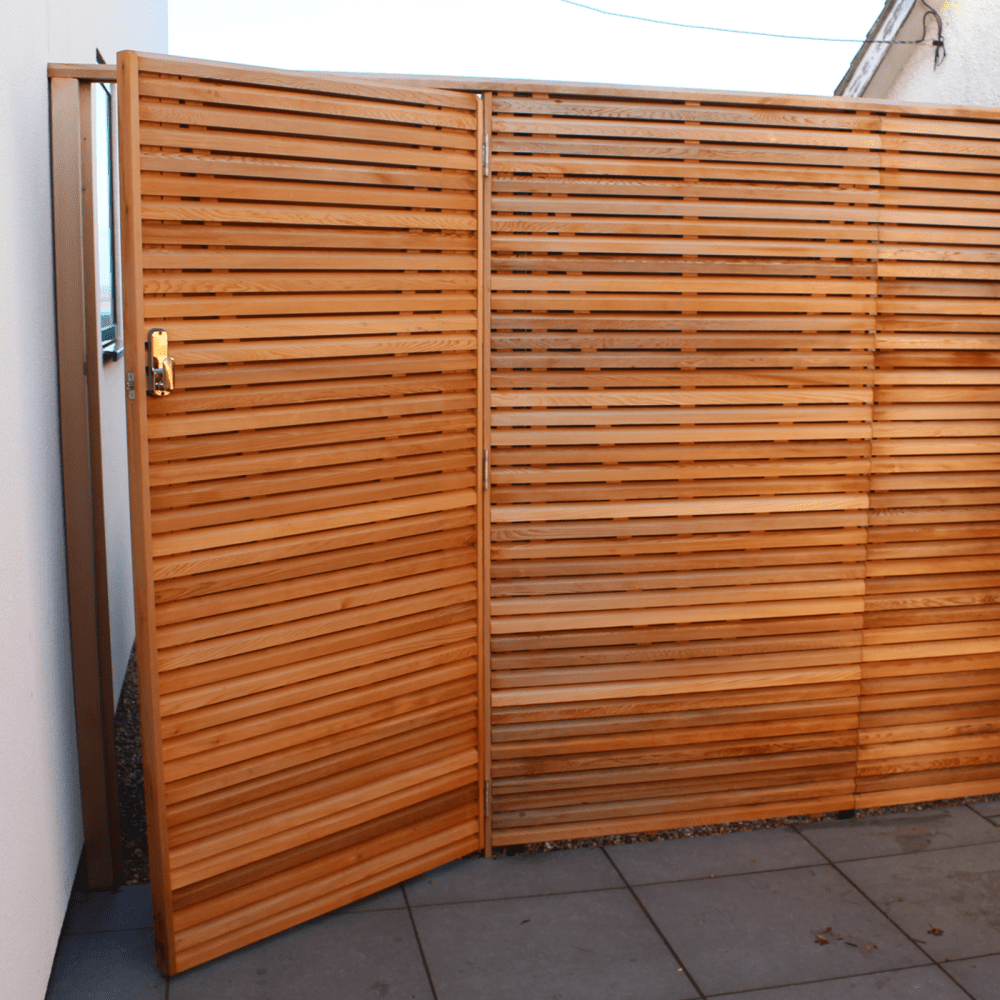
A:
[146,328,175,396]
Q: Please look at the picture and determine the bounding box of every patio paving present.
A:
[46,805,1000,999]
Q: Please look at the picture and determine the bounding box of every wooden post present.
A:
[50,74,123,890]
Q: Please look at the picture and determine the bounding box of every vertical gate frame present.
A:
[50,70,124,890]
[116,50,176,969]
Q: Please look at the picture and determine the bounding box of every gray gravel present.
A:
[114,647,148,885]
[516,795,1000,855]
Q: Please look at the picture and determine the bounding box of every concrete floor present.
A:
[46,801,1000,999]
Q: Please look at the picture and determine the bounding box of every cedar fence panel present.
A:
[486,90,879,845]
[862,111,1000,808]
[118,53,484,974]
[484,87,1000,846]
[111,50,1000,967]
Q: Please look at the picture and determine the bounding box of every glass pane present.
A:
[95,85,116,343]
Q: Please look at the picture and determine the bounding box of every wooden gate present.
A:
[118,52,486,974]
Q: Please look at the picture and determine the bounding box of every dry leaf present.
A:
[929,927,944,936]
[814,936,828,946]
[520,918,530,924]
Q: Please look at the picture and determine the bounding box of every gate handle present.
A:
[147,328,175,396]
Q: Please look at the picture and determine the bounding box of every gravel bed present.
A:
[514,793,1000,854]
[112,648,1000,876]
[114,647,148,885]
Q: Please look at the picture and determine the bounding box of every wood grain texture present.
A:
[485,86,875,843]
[860,110,1000,810]
[484,85,1000,844]
[120,58,1000,968]
[122,53,482,975]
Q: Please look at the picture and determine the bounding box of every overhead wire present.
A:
[557,0,945,63]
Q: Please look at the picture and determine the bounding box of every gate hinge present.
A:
[483,449,489,491]
[482,136,489,177]
[485,780,491,817]
[126,371,135,401]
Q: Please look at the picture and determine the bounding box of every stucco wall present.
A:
[884,0,1000,107]
[0,3,164,999]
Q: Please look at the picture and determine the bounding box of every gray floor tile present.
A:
[45,928,165,1000]
[839,843,1000,963]
[65,884,154,934]
[404,846,623,906]
[169,908,432,1000]
[637,865,929,995]
[709,965,968,999]
[412,888,696,1000]
[969,799,1000,822]
[607,828,825,885]
[796,807,1000,862]
[337,884,407,913]
[942,953,1000,1000]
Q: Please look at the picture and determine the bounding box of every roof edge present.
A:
[835,0,916,98]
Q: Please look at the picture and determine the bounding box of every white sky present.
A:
[167,0,889,97]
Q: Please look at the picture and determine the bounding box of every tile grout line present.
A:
[697,960,977,998]
[402,882,440,1000]
[788,824,978,1000]
[600,846,707,1000]
[407,882,631,907]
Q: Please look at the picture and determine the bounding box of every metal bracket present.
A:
[483,449,490,491]
[146,328,175,396]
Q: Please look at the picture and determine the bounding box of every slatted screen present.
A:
[486,90,882,845]
[862,112,1000,808]
[118,52,1000,965]
[119,54,483,974]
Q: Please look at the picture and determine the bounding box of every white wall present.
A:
[100,83,136,701]
[0,4,164,999]
[884,0,1000,107]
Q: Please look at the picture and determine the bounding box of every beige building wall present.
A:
[884,1,1000,107]
[0,3,165,999]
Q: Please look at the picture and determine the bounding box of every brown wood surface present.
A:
[118,52,483,975]
[484,85,1000,844]
[860,113,1000,810]
[117,55,1000,963]
[51,76,123,890]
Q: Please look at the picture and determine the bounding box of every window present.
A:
[94,83,121,361]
